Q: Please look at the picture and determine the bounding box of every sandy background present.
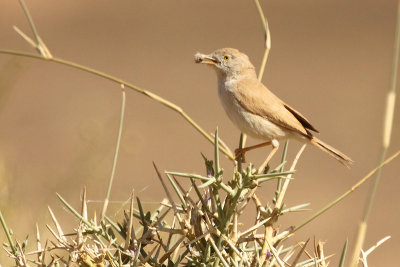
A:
[0,0,399,265]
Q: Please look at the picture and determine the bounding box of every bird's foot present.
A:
[235,148,246,162]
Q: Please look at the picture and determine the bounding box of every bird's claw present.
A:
[235,148,246,162]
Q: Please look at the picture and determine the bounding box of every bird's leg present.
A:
[235,141,272,162]
[257,139,279,174]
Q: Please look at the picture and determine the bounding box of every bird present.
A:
[194,48,353,167]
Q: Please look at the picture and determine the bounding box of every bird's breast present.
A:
[217,78,288,141]
[217,79,243,123]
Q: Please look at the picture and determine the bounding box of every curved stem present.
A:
[101,89,126,220]
[240,0,272,152]
[0,49,235,161]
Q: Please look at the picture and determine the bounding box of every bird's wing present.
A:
[282,103,319,133]
[235,78,318,136]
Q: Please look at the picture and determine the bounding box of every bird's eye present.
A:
[223,56,230,61]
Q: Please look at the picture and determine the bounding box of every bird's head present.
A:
[195,48,255,77]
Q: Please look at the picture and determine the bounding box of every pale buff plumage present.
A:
[195,48,353,167]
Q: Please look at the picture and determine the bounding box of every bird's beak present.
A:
[194,53,218,65]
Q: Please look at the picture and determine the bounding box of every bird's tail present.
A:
[310,137,354,168]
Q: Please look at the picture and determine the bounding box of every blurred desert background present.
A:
[0,0,399,265]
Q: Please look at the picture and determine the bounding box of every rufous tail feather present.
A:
[310,137,354,168]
